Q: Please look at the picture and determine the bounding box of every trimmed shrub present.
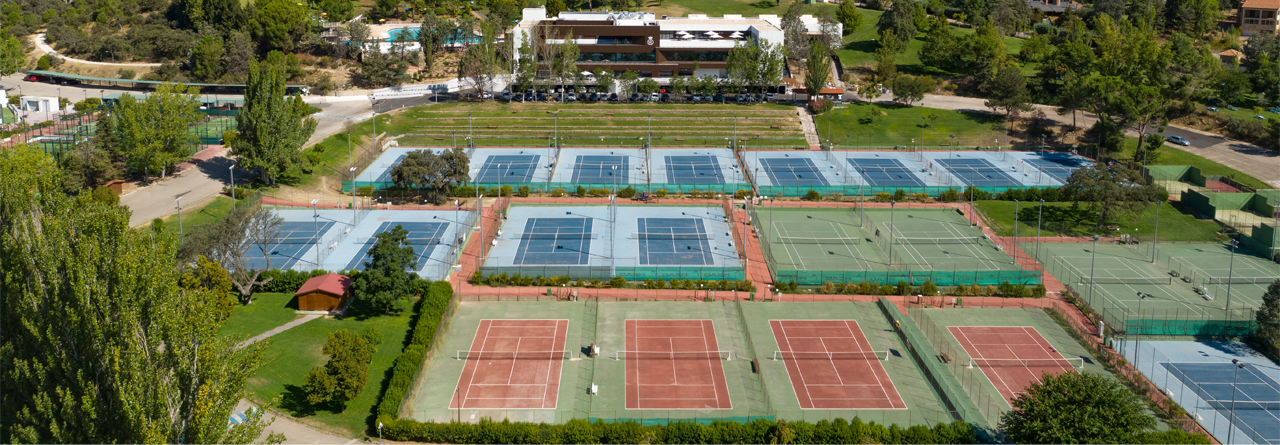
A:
[617,186,636,199]
[803,190,822,201]
[375,281,453,417]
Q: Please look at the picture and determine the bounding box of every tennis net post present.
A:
[772,350,890,361]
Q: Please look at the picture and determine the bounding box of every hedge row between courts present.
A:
[374,281,453,418]
[376,417,977,444]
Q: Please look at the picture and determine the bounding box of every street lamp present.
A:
[1225,239,1240,314]
[1036,199,1044,262]
[1088,235,1099,307]
[1151,200,1162,263]
[351,167,357,224]
[1013,199,1020,265]
[176,196,183,236]
[229,163,237,210]
[1134,291,1148,372]
[311,199,320,267]
[1228,359,1246,445]
[889,200,896,265]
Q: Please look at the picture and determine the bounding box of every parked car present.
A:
[567,92,577,101]
[608,93,618,101]
[1165,135,1191,146]
[661,93,670,102]
[692,94,702,102]
[629,93,640,102]
[650,92,660,101]
[765,93,775,101]
[589,92,599,101]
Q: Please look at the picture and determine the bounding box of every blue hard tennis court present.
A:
[1021,153,1090,183]
[572,155,630,184]
[513,217,595,265]
[936,158,1022,186]
[761,157,829,186]
[664,155,726,184]
[475,154,541,183]
[244,221,336,270]
[636,218,714,265]
[847,158,925,186]
[344,221,450,271]
[1163,362,1280,444]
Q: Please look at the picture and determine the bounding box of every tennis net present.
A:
[354,237,443,245]
[775,236,861,245]
[629,232,713,241]
[968,357,1085,369]
[517,232,600,240]
[894,236,986,245]
[614,350,732,361]
[772,350,890,361]
[455,350,574,360]
[1204,400,1280,411]
[1205,276,1280,285]
[271,237,323,245]
[1078,277,1174,286]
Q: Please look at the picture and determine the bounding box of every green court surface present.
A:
[1028,241,1272,336]
[739,302,954,426]
[906,307,1127,425]
[756,207,1038,286]
[410,300,959,427]
[192,118,236,143]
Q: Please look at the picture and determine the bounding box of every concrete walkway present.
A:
[237,314,322,349]
[797,106,820,148]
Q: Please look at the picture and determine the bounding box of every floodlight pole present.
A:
[312,199,320,267]
[1134,292,1146,372]
[858,168,865,226]
[1088,235,1099,307]
[176,197,183,236]
[468,112,473,141]
[1151,200,1162,263]
[555,112,559,147]
[351,167,357,224]
[1226,239,1239,314]
[229,163,236,211]
[1013,199,1021,264]
[1036,199,1044,263]
[1228,359,1245,445]
[889,200,896,265]
[968,167,976,225]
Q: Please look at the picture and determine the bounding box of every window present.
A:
[577,52,656,62]
[1266,11,1276,18]
[664,51,729,62]
[678,68,693,76]
[640,71,653,77]
[659,70,673,77]
[660,31,676,40]
[1247,9,1260,17]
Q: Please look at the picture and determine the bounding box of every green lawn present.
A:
[836,10,1027,76]
[246,310,414,438]
[652,0,834,18]
[219,292,300,340]
[821,102,1005,147]
[152,196,234,237]
[974,200,1224,241]
[1116,137,1273,191]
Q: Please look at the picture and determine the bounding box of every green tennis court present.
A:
[191,118,236,144]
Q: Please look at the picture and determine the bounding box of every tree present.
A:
[115,83,203,180]
[0,30,23,77]
[317,0,355,21]
[958,19,1005,85]
[59,144,120,191]
[619,70,640,95]
[372,0,401,19]
[179,255,238,321]
[877,0,918,43]
[358,49,410,88]
[817,8,842,54]
[390,148,469,204]
[919,16,957,71]
[547,0,567,17]
[418,14,447,72]
[983,62,1032,119]
[1001,372,1157,444]
[190,33,225,82]
[1255,280,1280,357]
[554,29,580,95]
[233,56,317,185]
[804,39,831,102]
[837,0,863,35]
[304,329,377,412]
[0,146,279,444]
[593,68,615,94]
[458,42,495,94]
[352,225,418,314]
[222,31,256,82]
[1060,163,1165,229]
[891,74,934,105]
[1253,55,1280,106]
[255,0,308,53]
[781,0,809,62]
[1243,31,1280,71]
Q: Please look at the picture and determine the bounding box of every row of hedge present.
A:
[256,268,432,297]
[808,280,1047,298]
[378,417,977,444]
[374,280,454,418]
[469,272,755,292]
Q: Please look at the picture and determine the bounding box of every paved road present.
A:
[235,400,359,444]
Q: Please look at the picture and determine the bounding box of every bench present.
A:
[940,352,951,364]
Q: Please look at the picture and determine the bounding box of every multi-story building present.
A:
[1239,0,1279,36]
[512,8,836,82]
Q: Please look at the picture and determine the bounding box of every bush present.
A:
[575,186,587,197]
[222,185,249,200]
[654,189,668,198]
[892,190,907,202]
[803,190,822,201]
[808,98,834,114]
[378,417,977,444]
[518,186,530,197]
[90,186,119,205]
[375,281,452,417]
[874,192,892,202]
[450,185,476,197]
[259,269,332,293]
[37,55,52,70]
[937,189,960,202]
[549,188,566,197]
[609,276,627,288]
[734,189,754,199]
[617,186,636,199]
[117,69,136,80]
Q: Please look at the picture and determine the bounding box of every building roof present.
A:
[1220,49,1243,57]
[295,273,353,298]
[1241,0,1280,9]
[819,88,844,94]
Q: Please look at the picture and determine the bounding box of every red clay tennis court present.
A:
[451,319,569,409]
[769,320,907,409]
[948,326,1082,404]
[623,319,733,410]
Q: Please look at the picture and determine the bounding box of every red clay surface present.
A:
[770,320,907,409]
[451,319,568,409]
[948,326,1078,404]
[624,319,733,410]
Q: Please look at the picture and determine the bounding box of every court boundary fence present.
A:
[874,298,976,429]
[400,290,461,417]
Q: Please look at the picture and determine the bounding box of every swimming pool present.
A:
[386,27,481,44]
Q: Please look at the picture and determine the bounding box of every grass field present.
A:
[152,196,234,237]
[219,292,300,340]
[1116,137,1272,191]
[836,10,1028,76]
[974,200,1225,241]
[246,310,414,437]
[820,103,1006,148]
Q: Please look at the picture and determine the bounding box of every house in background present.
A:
[1027,0,1083,16]
[1239,0,1280,36]
[295,273,354,314]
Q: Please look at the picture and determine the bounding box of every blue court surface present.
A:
[741,151,843,187]
[648,148,746,187]
[468,148,555,184]
[481,205,742,279]
[315,210,472,280]
[923,151,1059,187]
[1006,151,1093,185]
[1122,340,1280,444]
[351,146,450,188]
[548,148,646,186]
[847,157,927,187]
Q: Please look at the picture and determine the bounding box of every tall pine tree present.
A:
[233,55,318,184]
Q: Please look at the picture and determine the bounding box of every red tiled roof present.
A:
[295,273,353,297]
[819,88,844,94]
[1220,49,1243,57]
[1242,0,1280,10]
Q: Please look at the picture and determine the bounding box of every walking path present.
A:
[237,314,322,349]
[32,32,162,67]
[796,106,820,148]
